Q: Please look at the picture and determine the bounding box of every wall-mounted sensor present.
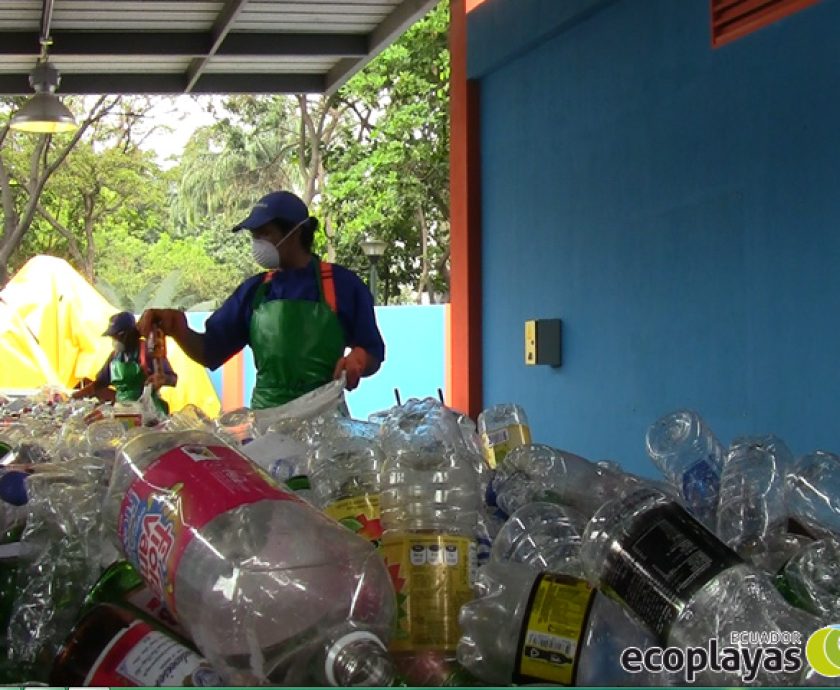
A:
[525,319,562,367]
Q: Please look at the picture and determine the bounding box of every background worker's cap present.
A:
[232,191,309,232]
[102,311,136,337]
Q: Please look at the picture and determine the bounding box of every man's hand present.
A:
[146,373,168,390]
[333,347,372,391]
[137,309,188,340]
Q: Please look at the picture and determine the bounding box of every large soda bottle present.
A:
[645,409,724,527]
[380,444,480,685]
[457,561,664,686]
[49,603,223,687]
[477,403,531,469]
[310,436,384,545]
[104,429,396,686]
[581,487,821,686]
[716,436,792,555]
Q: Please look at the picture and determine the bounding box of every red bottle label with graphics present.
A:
[118,443,300,614]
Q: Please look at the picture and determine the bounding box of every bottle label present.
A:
[481,424,531,469]
[118,443,300,614]
[514,573,595,686]
[324,495,383,544]
[600,502,742,638]
[681,458,720,509]
[85,620,222,686]
[380,533,476,652]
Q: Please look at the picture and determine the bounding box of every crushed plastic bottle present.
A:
[104,429,396,686]
[490,502,586,575]
[776,537,840,621]
[786,451,840,539]
[645,409,724,527]
[458,561,665,686]
[581,487,821,686]
[489,444,641,519]
[477,403,531,469]
[214,407,259,446]
[716,435,792,555]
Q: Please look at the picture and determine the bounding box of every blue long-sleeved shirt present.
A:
[202,260,385,370]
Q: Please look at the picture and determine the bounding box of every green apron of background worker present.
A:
[72,311,177,414]
[136,191,386,410]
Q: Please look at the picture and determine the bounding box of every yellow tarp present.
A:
[0,298,62,389]
[1,255,221,417]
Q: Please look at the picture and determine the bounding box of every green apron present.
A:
[249,259,346,409]
[109,350,169,415]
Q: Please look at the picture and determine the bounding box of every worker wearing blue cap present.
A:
[72,311,177,413]
[138,191,385,409]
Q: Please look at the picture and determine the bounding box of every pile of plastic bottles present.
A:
[2,386,840,687]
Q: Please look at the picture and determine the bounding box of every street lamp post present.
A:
[360,237,387,304]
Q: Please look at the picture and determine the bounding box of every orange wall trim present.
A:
[450,0,483,418]
[221,350,244,411]
[466,0,489,11]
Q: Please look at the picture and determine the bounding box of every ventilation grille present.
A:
[712,0,821,46]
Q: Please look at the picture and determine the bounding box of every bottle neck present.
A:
[325,631,394,687]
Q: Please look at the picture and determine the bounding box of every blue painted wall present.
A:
[470,0,840,475]
[188,306,445,420]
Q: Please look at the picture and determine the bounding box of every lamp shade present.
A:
[10,92,77,133]
[361,238,388,258]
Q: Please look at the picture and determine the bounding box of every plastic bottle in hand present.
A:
[581,487,821,686]
[380,445,480,686]
[645,409,724,527]
[477,403,531,469]
[310,436,384,545]
[457,561,664,686]
[716,435,792,555]
[104,429,396,686]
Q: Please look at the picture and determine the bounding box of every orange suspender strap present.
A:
[263,270,276,284]
[320,261,338,313]
[138,341,148,371]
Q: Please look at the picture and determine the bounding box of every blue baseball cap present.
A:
[232,191,309,232]
[103,311,136,337]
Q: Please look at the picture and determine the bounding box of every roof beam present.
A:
[185,0,249,93]
[325,0,441,95]
[0,31,368,58]
[0,72,324,95]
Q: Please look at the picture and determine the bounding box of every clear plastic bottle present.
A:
[490,502,586,574]
[458,561,665,686]
[645,409,724,527]
[214,407,259,446]
[477,403,531,469]
[241,429,310,484]
[104,429,396,686]
[490,443,640,519]
[786,451,840,538]
[310,436,384,545]
[380,444,480,686]
[776,537,840,620]
[84,418,128,460]
[716,435,792,554]
[581,487,821,686]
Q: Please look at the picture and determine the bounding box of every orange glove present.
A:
[137,309,188,340]
[333,347,371,391]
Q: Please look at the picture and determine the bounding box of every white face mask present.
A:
[250,219,308,269]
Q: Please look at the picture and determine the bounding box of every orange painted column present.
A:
[450,0,483,418]
[221,350,244,411]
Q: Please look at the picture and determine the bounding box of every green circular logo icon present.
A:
[806,625,840,676]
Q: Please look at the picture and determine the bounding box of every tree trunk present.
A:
[416,205,429,304]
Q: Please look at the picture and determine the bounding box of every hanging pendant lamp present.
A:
[10,60,77,134]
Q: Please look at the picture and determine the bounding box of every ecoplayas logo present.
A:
[806,625,840,677]
[620,631,804,683]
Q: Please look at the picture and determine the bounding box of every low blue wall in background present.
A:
[187,305,446,420]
